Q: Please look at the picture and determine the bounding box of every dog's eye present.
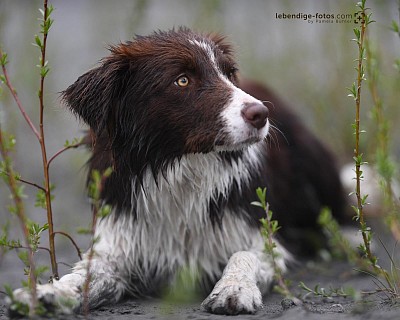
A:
[174,76,189,87]
[228,67,238,80]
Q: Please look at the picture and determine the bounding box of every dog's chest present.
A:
[95,147,264,292]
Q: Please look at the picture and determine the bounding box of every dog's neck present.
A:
[129,144,262,221]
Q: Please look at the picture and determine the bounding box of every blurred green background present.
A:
[0,0,399,285]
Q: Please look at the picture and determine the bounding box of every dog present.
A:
[10,27,345,315]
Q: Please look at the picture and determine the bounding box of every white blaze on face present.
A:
[189,39,218,67]
[220,86,270,149]
[188,38,269,150]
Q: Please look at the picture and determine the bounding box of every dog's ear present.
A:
[61,49,131,135]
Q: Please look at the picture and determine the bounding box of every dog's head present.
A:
[62,28,269,176]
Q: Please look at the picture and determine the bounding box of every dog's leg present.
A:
[201,241,287,315]
[11,255,126,314]
[9,218,129,314]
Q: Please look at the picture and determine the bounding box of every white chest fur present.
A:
[92,144,265,294]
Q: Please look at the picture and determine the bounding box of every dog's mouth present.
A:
[214,133,266,152]
[214,118,269,152]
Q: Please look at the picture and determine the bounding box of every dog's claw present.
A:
[201,283,262,315]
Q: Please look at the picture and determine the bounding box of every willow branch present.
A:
[0,170,46,192]
[37,0,58,279]
[53,231,82,260]
[47,140,85,168]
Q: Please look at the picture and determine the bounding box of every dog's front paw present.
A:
[201,282,262,315]
[6,282,81,317]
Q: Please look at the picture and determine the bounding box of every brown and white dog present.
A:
[11,28,345,315]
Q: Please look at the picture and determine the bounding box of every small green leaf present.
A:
[47,5,55,17]
[35,189,47,209]
[0,52,8,66]
[77,227,92,235]
[391,20,399,33]
[103,167,113,178]
[34,35,42,48]
[98,204,112,218]
[40,65,50,78]
[353,28,361,40]
[251,201,264,208]
[361,194,369,205]
[4,284,14,298]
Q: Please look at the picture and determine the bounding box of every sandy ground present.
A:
[1,261,399,320]
[1,219,399,319]
[1,262,399,320]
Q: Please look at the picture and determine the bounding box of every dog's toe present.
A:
[201,283,262,315]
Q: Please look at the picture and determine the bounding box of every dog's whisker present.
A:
[262,100,275,110]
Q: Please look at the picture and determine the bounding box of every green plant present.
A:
[82,168,113,315]
[35,0,58,280]
[347,0,399,299]
[252,187,298,302]
[0,0,58,278]
[347,0,375,268]
[318,208,370,271]
[0,1,85,316]
[0,129,39,317]
[301,0,400,303]
[299,281,359,301]
[355,239,400,299]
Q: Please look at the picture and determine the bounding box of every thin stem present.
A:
[0,170,46,192]
[2,243,52,257]
[83,192,101,315]
[53,231,82,260]
[47,140,84,168]
[354,9,372,261]
[352,2,396,294]
[83,169,112,315]
[37,0,58,279]
[57,261,73,268]
[264,204,290,296]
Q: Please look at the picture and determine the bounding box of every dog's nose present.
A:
[241,102,269,129]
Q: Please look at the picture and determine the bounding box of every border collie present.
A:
[10,28,345,315]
